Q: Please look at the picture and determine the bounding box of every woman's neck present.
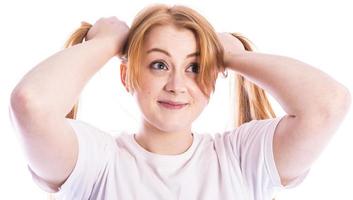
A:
[134,123,194,155]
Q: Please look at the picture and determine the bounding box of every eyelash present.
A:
[150,60,200,73]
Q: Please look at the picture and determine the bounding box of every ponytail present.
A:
[229,33,276,127]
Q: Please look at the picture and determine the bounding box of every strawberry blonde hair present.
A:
[64,4,275,127]
[50,4,278,199]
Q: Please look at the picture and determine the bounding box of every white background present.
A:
[1,0,352,199]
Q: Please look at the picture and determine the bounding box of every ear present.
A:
[120,63,129,92]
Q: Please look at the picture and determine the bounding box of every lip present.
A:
[157,100,188,110]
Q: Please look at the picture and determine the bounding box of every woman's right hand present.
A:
[86,16,129,57]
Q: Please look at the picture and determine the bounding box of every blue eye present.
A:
[150,61,168,70]
[149,61,199,74]
[186,63,200,74]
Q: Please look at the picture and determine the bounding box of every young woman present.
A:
[9,4,351,200]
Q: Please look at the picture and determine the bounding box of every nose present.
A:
[164,71,187,94]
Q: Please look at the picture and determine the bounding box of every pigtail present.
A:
[63,21,92,120]
[231,33,277,200]
[229,33,276,127]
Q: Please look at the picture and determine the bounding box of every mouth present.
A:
[157,100,189,110]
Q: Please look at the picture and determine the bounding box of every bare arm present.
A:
[10,17,128,191]
[12,35,120,116]
[218,33,351,186]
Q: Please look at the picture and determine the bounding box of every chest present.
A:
[100,149,249,200]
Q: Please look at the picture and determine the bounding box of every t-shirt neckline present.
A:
[129,132,199,165]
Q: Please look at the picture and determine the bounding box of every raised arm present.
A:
[9,17,128,191]
[218,33,351,186]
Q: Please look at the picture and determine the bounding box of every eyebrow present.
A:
[146,48,200,59]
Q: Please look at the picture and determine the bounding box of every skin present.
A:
[10,16,350,191]
[217,32,351,185]
[10,17,130,191]
[121,25,209,155]
[123,26,351,186]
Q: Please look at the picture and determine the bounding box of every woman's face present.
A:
[133,24,209,133]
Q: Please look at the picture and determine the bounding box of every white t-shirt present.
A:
[29,115,309,200]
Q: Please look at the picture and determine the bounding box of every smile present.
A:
[157,101,188,110]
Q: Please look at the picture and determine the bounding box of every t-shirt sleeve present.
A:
[27,118,117,199]
[231,115,310,193]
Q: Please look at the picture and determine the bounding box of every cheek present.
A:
[190,87,209,109]
[137,78,163,105]
[196,96,209,111]
[189,80,207,97]
[139,79,163,96]
[141,73,170,96]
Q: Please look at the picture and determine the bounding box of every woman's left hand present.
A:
[217,32,246,67]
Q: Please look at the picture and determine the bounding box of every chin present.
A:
[153,121,191,134]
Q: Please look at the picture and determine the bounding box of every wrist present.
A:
[224,51,250,69]
[90,37,121,58]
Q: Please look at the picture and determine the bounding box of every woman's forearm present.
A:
[227,51,351,118]
[11,37,118,117]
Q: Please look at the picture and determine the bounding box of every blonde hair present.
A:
[53,4,276,198]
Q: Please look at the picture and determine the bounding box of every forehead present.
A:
[143,25,198,52]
